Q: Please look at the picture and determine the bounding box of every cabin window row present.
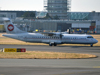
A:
[63,37,86,39]
[26,36,61,39]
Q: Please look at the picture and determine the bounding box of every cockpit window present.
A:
[87,36,93,38]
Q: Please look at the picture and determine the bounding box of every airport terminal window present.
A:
[0,14,6,17]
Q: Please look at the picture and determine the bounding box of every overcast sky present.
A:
[0,0,100,12]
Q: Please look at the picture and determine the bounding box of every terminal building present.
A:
[0,10,100,33]
[36,11,100,33]
[0,19,97,33]
[69,11,100,33]
[0,10,36,17]
[0,12,16,20]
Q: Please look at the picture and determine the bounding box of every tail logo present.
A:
[7,24,14,31]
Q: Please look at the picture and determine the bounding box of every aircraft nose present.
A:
[95,39,98,43]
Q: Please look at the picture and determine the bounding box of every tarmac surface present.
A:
[0,45,100,75]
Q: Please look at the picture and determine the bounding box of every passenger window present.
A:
[87,36,93,38]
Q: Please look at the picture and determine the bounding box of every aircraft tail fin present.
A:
[3,18,26,34]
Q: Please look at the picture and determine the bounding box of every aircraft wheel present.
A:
[90,44,93,47]
[54,43,57,46]
[49,43,52,46]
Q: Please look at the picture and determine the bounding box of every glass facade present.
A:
[36,11,100,21]
[36,12,47,18]
[70,12,89,20]
[0,14,6,17]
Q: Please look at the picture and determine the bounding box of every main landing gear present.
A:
[49,43,52,46]
[49,43,57,46]
[90,44,93,47]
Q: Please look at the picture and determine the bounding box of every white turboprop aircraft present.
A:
[2,18,98,47]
